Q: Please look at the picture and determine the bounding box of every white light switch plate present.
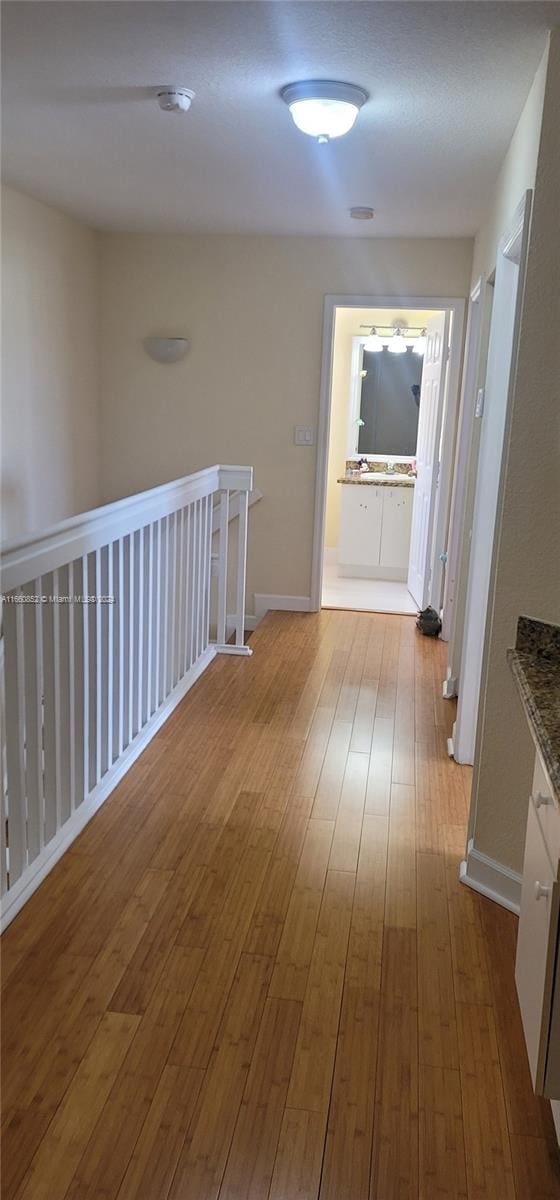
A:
[294,426,315,446]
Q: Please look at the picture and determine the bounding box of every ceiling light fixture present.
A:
[413,329,427,355]
[350,207,375,220]
[281,80,368,143]
[364,327,384,353]
[387,329,408,355]
[156,87,195,114]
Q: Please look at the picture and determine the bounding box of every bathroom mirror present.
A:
[355,348,422,456]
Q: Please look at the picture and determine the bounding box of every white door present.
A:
[454,192,531,766]
[407,310,450,609]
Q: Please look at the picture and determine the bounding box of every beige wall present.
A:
[1,186,100,540]
[98,235,472,610]
[470,47,549,287]
[325,306,438,548]
[469,35,560,873]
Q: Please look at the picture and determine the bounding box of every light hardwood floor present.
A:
[2,609,560,1199]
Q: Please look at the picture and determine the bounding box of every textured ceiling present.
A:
[2,1,559,236]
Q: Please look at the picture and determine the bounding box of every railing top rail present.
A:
[1,464,253,593]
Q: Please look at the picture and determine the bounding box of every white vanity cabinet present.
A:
[379,488,414,572]
[516,750,560,1101]
[338,484,413,580]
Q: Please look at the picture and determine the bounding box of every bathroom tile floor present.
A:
[322,553,418,615]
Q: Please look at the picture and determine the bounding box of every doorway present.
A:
[312,295,466,618]
[451,192,532,768]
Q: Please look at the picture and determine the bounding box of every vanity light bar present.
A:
[359,325,426,334]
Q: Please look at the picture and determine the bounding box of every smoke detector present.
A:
[156,87,195,114]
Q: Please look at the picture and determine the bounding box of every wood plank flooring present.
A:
[2,609,560,1199]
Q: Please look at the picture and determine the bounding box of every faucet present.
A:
[387,460,395,474]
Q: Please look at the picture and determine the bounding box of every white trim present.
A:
[226,613,258,636]
[442,674,458,700]
[311,294,466,613]
[348,338,365,456]
[440,281,482,641]
[338,564,407,582]
[215,644,253,657]
[459,839,522,915]
[0,645,216,931]
[254,594,312,623]
[454,191,532,770]
[441,276,486,650]
[551,1103,560,1144]
[211,487,262,536]
[2,465,254,592]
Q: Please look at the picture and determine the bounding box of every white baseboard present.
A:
[551,1101,560,1143]
[337,564,407,582]
[0,645,217,932]
[254,594,313,623]
[459,839,522,915]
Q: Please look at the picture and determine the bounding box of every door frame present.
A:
[441,277,485,653]
[310,293,466,612]
[453,191,532,768]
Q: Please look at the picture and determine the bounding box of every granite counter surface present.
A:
[508,616,560,803]
[337,475,415,488]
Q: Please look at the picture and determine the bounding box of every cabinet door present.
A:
[339,486,383,567]
[379,488,414,570]
[515,797,560,1093]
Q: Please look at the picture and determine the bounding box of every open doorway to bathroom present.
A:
[311,295,466,619]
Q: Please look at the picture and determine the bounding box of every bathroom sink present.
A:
[353,471,414,482]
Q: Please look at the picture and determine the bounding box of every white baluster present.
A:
[42,572,58,842]
[236,489,249,648]
[82,555,90,799]
[57,564,71,820]
[3,594,27,882]
[137,526,144,734]
[22,580,44,861]
[128,532,136,742]
[217,490,229,646]
[146,524,154,720]
[117,537,125,754]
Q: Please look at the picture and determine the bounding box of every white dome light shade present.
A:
[364,328,384,353]
[388,330,408,355]
[413,330,427,356]
[281,81,368,142]
[143,337,190,363]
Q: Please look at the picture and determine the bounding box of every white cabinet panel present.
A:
[531,753,560,870]
[515,795,560,1093]
[339,486,383,568]
[379,488,414,570]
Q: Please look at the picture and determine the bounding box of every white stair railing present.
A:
[0,464,253,929]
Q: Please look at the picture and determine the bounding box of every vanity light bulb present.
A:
[388,331,407,355]
[364,329,384,353]
[413,333,427,356]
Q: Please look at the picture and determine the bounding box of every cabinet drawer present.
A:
[531,752,560,869]
[515,799,560,1093]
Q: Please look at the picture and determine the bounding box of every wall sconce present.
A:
[142,337,190,364]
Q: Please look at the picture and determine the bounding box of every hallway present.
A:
[2,610,559,1200]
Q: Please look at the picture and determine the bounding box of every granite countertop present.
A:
[337,474,416,488]
[508,616,560,803]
